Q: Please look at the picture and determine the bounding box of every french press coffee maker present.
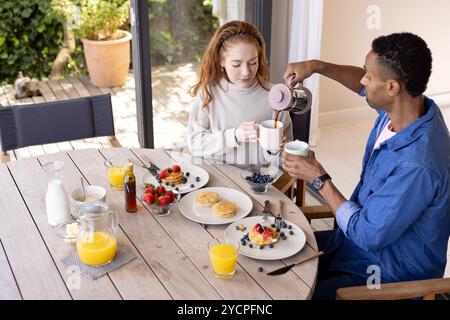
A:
[268,74,312,115]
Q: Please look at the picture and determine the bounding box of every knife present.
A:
[267,251,324,276]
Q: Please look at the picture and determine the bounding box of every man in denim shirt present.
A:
[281,33,450,299]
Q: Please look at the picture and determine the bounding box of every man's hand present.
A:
[283,60,320,88]
[281,150,327,183]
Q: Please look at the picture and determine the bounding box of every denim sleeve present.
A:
[344,164,437,251]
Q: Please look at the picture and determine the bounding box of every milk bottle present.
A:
[43,161,71,226]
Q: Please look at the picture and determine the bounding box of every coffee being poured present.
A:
[268,74,312,128]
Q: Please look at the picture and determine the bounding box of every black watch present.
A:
[311,174,331,191]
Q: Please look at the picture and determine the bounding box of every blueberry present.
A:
[167,168,173,173]
[190,184,195,188]
[240,238,246,246]
[276,228,280,233]
[282,222,287,228]
[181,177,187,184]
[269,244,274,248]
[157,179,162,184]
[271,224,275,228]
[195,177,200,182]
[280,232,285,237]
[186,172,190,177]
[246,176,251,181]
[249,243,253,248]
[288,225,292,230]
[281,235,287,240]
[175,187,179,191]
[165,182,169,186]
[257,267,263,272]
[259,245,264,249]
[171,184,175,187]
[244,234,249,240]
[289,230,294,235]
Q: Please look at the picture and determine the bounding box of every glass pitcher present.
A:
[76,201,118,267]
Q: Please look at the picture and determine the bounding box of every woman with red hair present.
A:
[188,20,292,165]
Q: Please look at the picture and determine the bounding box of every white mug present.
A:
[258,120,283,152]
[284,140,309,157]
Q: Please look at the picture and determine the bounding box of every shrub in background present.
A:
[0,0,63,84]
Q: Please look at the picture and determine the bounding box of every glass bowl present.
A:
[240,165,281,194]
[141,192,181,217]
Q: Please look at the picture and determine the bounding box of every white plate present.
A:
[178,187,253,225]
[141,164,209,194]
[224,216,306,260]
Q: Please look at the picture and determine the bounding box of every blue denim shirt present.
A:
[329,97,450,282]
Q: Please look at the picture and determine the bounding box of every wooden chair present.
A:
[0,94,120,163]
[337,237,450,300]
[289,110,335,226]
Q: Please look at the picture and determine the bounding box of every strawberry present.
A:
[157,185,166,195]
[166,190,175,202]
[171,165,181,173]
[143,193,156,205]
[254,223,264,234]
[158,195,173,206]
[159,169,169,180]
[145,187,155,194]
[262,228,273,240]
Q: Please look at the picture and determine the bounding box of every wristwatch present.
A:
[311,173,332,191]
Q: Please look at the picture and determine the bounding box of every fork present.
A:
[274,200,283,230]
[137,154,159,177]
[261,200,271,223]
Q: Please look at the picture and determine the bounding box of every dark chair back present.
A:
[0,94,115,152]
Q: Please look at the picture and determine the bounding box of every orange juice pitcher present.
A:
[76,202,118,267]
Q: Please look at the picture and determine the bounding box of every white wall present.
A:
[270,0,450,126]
[319,0,450,123]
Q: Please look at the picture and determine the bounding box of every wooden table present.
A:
[0,148,319,300]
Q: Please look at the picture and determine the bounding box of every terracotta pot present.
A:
[81,30,132,88]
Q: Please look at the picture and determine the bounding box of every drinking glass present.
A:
[207,238,240,280]
[104,157,125,190]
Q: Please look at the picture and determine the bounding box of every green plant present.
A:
[0,1,64,84]
[149,0,218,66]
[52,0,129,40]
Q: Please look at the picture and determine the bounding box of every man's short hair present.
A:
[371,32,432,97]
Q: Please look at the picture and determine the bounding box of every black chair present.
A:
[289,109,335,226]
[0,94,120,163]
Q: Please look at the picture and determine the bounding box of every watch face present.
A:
[313,178,323,190]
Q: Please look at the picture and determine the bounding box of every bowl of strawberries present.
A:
[142,184,180,217]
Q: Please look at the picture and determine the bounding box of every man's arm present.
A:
[283,60,366,94]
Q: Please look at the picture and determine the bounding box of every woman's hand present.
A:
[235,121,258,142]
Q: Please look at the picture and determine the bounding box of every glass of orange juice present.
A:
[208,238,240,280]
[104,157,125,190]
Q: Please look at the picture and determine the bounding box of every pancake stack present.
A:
[212,201,237,218]
[195,191,220,207]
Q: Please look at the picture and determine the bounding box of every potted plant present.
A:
[53,0,131,87]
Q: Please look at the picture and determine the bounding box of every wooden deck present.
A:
[0,63,199,161]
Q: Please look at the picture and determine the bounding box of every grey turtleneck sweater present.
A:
[187,78,293,165]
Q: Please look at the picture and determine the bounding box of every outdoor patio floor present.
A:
[0,62,198,161]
